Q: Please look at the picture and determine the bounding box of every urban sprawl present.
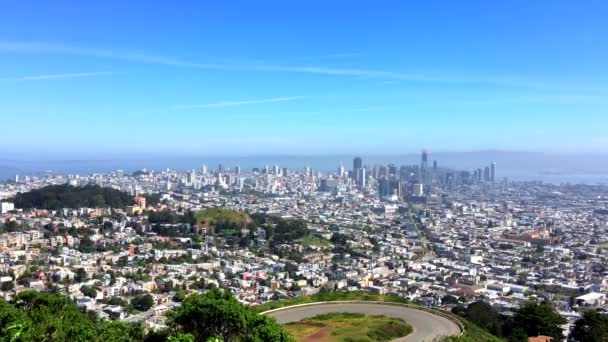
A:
[0,152,607,339]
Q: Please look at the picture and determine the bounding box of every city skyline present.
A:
[1,1,608,154]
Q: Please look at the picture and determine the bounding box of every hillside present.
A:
[193,208,253,235]
[12,184,134,210]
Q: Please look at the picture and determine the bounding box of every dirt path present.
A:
[302,327,331,342]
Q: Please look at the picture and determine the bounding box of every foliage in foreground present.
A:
[570,310,608,342]
[168,288,293,342]
[451,299,572,342]
[0,291,144,342]
[0,289,292,342]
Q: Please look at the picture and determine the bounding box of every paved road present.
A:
[266,302,461,342]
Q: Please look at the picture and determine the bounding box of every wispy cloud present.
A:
[173,96,304,110]
[0,71,114,82]
[297,52,362,61]
[0,41,228,69]
[1,41,604,92]
[252,64,427,81]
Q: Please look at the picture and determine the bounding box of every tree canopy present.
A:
[512,301,567,341]
[0,290,292,342]
[12,184,134,210]
[453,299,567,342]
[461,301,502,336]
[168,288,293,342]
[0,291,143,342]
[131,294,154,311]
[570,310,608,342]
[270,219,309,245]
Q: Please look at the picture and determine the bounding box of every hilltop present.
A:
[12,184,134,210]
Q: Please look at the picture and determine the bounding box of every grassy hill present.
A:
[299,235,331,247]
[193,208,252,235]
[285,313,412,342]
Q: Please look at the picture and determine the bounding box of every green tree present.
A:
[570,310,608,342]
[168,288,293,342]
[80,285,97,299]
[0,299,32,342]
[167,334,196,342]
[1,281,15,292]
[174,289,187,302]
[10,291,98,341]
[131,294,154,311]
[512,300,567,341]
[74,268,88,283]
[98,321,145,342]
[463,301,502,336]
[442,295,459,305]
[12,184,134,210]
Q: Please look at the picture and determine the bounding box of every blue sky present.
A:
[0,0,607,156]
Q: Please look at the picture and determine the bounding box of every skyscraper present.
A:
[413,183,424,196]
[421,150,428,172]
[235,166,241,175]
[187,169,196,185]
[353,156,363,183]
[358,167,366,188]
[421,150,428,184]
[484,166,491,182]
[490,162,496,182]
[353,157,363,170]
[378,178,390,198]
[388,164,397,176]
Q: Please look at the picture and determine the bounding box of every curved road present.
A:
[265,302,461,342]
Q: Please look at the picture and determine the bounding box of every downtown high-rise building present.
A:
[484,166,491,182]
[490,162,496,182]
[357,167,366,188]
[187,169,196,185]
[353,156,363,184]
[353,157,363,170]
[421,150,429,184]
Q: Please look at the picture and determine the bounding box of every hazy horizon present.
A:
[2,150,608,184]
